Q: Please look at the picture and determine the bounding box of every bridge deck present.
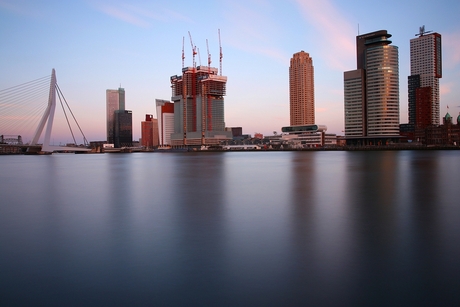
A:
[1,144,91,154]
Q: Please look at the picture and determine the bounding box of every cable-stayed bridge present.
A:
[0,69,90,153]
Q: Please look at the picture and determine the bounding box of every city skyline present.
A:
[1,0,460,144]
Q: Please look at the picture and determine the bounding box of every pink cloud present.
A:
[91,2,192,28]
[316,107,328,113]
[222,0,290,64]
[294,0,356,71]
[443,32,460,67]
[96,4,151,28]
[440,83,452,96]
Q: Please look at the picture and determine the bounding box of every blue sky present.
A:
[1,0,459,144]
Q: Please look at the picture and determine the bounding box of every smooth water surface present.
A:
[1,151,459,306]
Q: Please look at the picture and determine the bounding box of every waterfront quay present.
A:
[2,143,460,155]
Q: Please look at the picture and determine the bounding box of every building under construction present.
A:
[170,33,232,146]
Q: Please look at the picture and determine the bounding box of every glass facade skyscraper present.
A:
[365,43,399,136]
[344,30,400,145]
[114,110,132,148]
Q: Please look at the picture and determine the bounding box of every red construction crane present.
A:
[206,39,211,73]
[218,29,223,76]
[182,36,185,69]
[188,31,197,68]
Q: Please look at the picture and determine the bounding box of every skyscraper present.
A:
[106,88,125,144]
[155,99,174,146]
[170,65,232,146]
[289,51,315,126]
[152,118,159,147]
[106,87,132,147]
[344,30,400,145]
[114,110,132,148]
[409,26,442,127]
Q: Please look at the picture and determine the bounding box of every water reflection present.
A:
[1,151,459,306]
[287,152,359,305]
[161,153,227,305]
[222,152,293,305]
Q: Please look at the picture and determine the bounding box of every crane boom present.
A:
[188,31,197,68]
[206,39,211,73]
[182,36,185,69]
[218,29,223,76]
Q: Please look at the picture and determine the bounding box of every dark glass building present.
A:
[106,88,125,144]
[114,110,132,148]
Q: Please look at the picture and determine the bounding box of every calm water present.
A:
[1,150,459,306]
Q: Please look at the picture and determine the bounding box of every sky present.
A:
[1,0,460,144]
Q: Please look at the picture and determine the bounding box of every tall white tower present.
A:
[409,27,442,125]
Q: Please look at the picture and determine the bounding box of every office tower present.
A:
[170,65,232,146]
[289,51,315,126]
[155,99,175,146]
[409,26,442,127]
[343,69,366,137]
[344,30,400,145]
[106,88,125,144]
[141,114,154,148]
[114,110,132,148]
[106,87,133,147]
[152,118,159,147]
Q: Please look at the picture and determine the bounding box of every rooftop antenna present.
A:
[358,23,360,35]
[416,25,432,37]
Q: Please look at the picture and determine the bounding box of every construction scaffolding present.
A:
[170,66,229,146]
[170,30,231,146]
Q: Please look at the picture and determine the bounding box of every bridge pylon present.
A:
[28,69,90,153]
[29,69,56,152]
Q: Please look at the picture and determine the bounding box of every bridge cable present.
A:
[0,75,50,141]
[55,85,77,145]
[56,83,89,146]
[0,75,50,95]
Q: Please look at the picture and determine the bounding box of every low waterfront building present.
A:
[400,112,460,145]
[280,124,337,148]
[424,112,460,145]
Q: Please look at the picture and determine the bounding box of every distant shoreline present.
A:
[2,144,460,155]
[151,145,460,153]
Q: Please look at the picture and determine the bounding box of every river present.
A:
[1,150,459,306]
